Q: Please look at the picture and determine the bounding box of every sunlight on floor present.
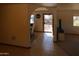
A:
[44,33,53,38]
[42,33,54,53]
[44,24,52,32]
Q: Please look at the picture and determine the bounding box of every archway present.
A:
[29,7,54,42]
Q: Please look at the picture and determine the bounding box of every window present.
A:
[73,16,79,26]
[30,14,35,24]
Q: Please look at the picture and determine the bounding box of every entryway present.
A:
[43,13,53,40]
[43,14,53,33]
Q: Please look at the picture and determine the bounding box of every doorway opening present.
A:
[43,14,53,33]
[43,13,54,40]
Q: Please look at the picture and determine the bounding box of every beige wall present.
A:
[0,4,30,47]
[33,11,43,32]
[57,4,79,34]
[0,3,59,46]
[57,4,79,10]
[0,5,2,40]
[57,10,79,34]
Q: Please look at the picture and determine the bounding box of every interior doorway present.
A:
[43,14,53,33]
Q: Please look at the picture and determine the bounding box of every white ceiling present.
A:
[40,3,57,7]
[32,3,57,7]
[32,3,79,8]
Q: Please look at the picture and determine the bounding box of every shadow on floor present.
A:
[57,34,79,56]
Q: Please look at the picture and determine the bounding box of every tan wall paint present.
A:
[0,3,58,46]
[57,4,79,10]
[56,4,79,34]
[0,4,30,47]
[57,10,79,34]
[0,5,2,40]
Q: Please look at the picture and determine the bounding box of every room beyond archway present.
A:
[43,14,53,33]
[29,7,54,43]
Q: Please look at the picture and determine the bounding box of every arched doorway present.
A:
[29,7,54,42]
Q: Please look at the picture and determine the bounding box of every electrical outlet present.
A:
[12,36,16,40]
